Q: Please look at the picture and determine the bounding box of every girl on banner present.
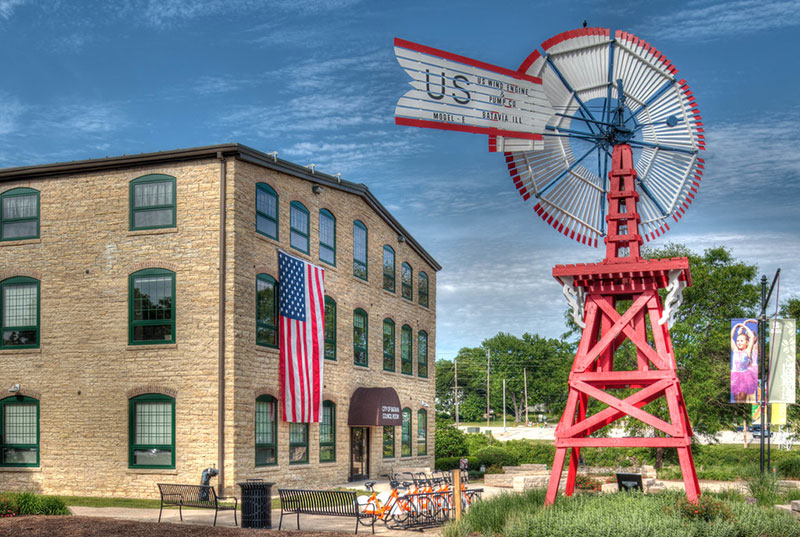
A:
[730,319,758,403]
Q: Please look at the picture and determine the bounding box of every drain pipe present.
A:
[217,152,227,495]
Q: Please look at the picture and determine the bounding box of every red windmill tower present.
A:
[393,28,705,503]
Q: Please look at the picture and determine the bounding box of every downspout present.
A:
[217,152,227,494]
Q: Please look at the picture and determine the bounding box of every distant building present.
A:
[0,144,439,497]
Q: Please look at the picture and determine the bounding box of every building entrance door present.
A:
[349,427,370,481]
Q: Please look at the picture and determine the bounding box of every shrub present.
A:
[435,456,478,471]
[434,424,468,458]
[464,432,497,455]
[15,492,41,515]
[475,446,519,470]
[744,466,781,506]
[672,494,733,523]
[573,474,602,492]
[776,454,800,479]
[0,495,17,518]
[38,495,70,515]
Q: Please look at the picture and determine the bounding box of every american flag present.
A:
[278,251,325,423]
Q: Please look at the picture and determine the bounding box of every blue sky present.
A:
[1,0,798,359]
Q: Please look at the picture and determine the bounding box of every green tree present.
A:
[434,423,468,458]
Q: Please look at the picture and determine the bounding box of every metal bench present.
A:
[278,488,375,534]
[157,483,238,527]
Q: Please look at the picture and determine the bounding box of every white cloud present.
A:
[0,0,27,19]
[138,0,364,26]
[0,94,25,135]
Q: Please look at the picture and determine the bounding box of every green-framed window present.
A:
[418,330,428,378]
[401,408,412,457]
[1,276,40,349]
[320,400,336,462]
[289,422,309,464]
[353,220,367,280]
[383,426,395,459]
[353,308,368,366]
[324,296,336,360]
[256,183,279,240]
[383,246,395,292]
[129,394,175,468]
[290,201,310,254]
[130,174,176,230]
[319,209,336,266]
[129,269,175,345]
[401,263,413,301]
[255,395,277,466]
[256,274,278,348]
[382,318,395,372]
[418,272,429,308]
[401,324,413,376]
[417,409,427,456]
[1,188,39,241]
[0,396,39,467]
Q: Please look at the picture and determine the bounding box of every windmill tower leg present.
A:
[545,144,700,505]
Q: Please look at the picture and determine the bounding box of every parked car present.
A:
[751,424,773,438]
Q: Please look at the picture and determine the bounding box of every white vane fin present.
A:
[561,276,586,328]
[659,269,686,328]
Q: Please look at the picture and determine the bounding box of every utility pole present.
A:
[454,356,459,426]
[486,348,491,429]
[759,269,781,474]
[524,368,529,425]
[503,378,507,432]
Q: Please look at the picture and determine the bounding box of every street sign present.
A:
[394,38,553,149]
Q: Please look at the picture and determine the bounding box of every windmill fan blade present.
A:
[502,28,705,247]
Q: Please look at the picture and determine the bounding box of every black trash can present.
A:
[238,480,275,529]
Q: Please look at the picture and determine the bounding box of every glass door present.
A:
[349,427,370,481]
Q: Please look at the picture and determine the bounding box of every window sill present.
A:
[0,466,41,472]
[254,232,280,247]
[255,345,279,355]
[126,468,178,475]
[127,227,179,237]
[0,347,41,355]
[0,238,41,247]
[127,344,178,350]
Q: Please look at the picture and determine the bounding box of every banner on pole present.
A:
[731,319,759,403]
[768,318,796,404]
[771,403,787,426]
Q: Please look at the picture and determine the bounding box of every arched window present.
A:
[129,269,175,345]
[1,188,39,241]
[353,308,368,366]
[130,174,176,230]
[319,209,336,266]
[401,408,412,457]
[290,422,309,464]
[418,330,428,378]
[320,400,336,462]
[324,296,336,360]
[401,263,413,301]
[401,324,413,375]
[1,276,40,349]
[0,395,39,467]
[383,425,395,459]
[383,246,395,292]
[129,393,175,468]
[256,183,278,239]
[256,274,278,348]
[418,272,429,308]
[353,220,368,280]
[290,201,310,254]
[383,318,395,372]
[255,394,277,466]
[417,409,428,456]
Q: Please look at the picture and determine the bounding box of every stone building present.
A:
[0,143,438,498]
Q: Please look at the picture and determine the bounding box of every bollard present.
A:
[453,469,462,520]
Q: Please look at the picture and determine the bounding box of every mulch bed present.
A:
[0,515,355,537]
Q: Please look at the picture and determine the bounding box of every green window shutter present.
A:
[401,263,413,301]
[382,426,395,459]
[255,395,277,466]
[401,324,413,375]
[417,409,427,456]
[418,330,428,378]
[1,276,40,349]
[383,246,395,292]
[129,269,175,345]
[256,183,279,240]
[290,201,310,254]
[256,274,278,348]
[353,220,367,280]
[418,272,429,307]
[129,394,175,468]
[401,408,412,457]
[324,296,336,360]
[319,209,336,266]
[382,318,395,372]
[289,422,309,464]
[0,188,39,241]
[319,401,336,462]
[130,175,176,230]
[0,396,39,467]
[353,308,368,367]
